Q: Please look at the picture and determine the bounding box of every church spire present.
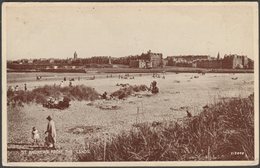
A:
[217,52,220,60]
[74,51,78,59]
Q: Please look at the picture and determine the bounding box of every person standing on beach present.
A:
[45,116,57,148]
[14,85,18,92]
[31,127,40,145]
[24,83,27,91]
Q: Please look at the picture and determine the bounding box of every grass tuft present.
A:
[76,93,254,161]
[111,85,149,99]
[7,85,100,106]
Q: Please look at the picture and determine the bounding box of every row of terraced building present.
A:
[166,53,253,69]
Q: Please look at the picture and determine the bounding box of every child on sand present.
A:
[32,127,40,145]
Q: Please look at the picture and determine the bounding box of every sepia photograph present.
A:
[2,2,259,167]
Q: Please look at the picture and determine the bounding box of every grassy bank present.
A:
[77,94,254,161]
[111,84,149,99]
[7,84,152,106]
[7,85,100,106]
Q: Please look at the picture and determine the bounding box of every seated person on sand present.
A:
[47,97,55,104]
[59,81,64,87]
[8,86,14,92]
[101,92,108,99]
[54,98,60,105]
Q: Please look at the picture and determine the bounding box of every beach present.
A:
[7,72,254,161]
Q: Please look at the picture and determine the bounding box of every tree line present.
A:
[9,53,152,66]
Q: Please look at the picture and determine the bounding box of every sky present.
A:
[3,2,258,60]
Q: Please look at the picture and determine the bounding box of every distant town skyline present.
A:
[6,52,250,61]
[3,2,258,60]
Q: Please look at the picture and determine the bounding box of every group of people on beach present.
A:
[11,73,165,93]
[57,76,85,88]
[32,115,57,149]
[8,83,28,92]
[152,73,165,79]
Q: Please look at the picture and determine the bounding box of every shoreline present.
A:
[7,67,254,74]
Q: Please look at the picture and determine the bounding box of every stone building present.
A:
[248,59,254,69]
[194,59,222,69]
[147,50,163,68]
[222,54,249,69]
[129,50,163,68]
[166,55,210,66]
[129,60,147,68]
